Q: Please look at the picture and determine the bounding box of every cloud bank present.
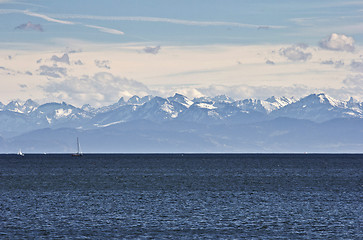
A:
[42,72,153,106]
[343,74,363,87]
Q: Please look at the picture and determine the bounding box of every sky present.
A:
[0,0,363,107]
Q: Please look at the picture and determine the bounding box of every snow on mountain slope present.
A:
[2,99,39,114]
[346,97,363,114]
[192,96,213,103]
[316,93,344,107]
[194,102,217,110]
[22,99,39,113]
[134,96,183,121]
[92,97,127,114]
[271,93,362,122]
[263,96,296,113]
[212,95,235,103]
[128,95,154,105]
[3,100,23,113]
[90,104,138,127]
[178,101,223,123]
[168,93,194,108]
[233,99,269,113]
[30,102,92,128]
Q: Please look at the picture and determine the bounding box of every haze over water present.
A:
[1,154,362,239]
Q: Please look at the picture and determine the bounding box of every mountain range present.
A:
[0,93,362,153]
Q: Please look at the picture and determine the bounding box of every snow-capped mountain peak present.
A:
[23,99,39,113]
[5,100,22,113]
[3,99,39,114]
[168,93,194,108]
[117,97,126,104]
[265,96,295,106]
[127,95,153,105]
[212,95,235,103]
[128,95,141,104]
[81,104,94,112]
[192,96,213,103]
[263,96,296,113]
[300,93,342,107]
[316,93,342,107]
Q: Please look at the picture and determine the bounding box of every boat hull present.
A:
[72,154,83,157]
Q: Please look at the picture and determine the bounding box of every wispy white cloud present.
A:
[342,75,363,99]
[84,24,124,35]
[343,74,363,87]
[23,10,74,25]
[290,17,320,27]
[0,0,46,8]
[0,9,124,35]
[1,8,285,36]
[52,14,286,29]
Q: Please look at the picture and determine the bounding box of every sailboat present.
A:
[17,149,25,157]
[72,137,83,157]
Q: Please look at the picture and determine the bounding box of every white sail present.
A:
[17,149,24,156]
[72,137,83,156]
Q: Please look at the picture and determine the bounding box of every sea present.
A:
[0,154,362,239]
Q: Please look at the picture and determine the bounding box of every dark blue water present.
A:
[0,154,362,239]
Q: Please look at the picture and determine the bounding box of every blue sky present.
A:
[0,0,362,106]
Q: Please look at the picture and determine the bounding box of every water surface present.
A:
[1,154,362,239]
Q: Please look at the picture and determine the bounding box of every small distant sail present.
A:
[17,149,24,157]
[72,137,83,157]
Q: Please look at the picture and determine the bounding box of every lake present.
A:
[0,154,362,239]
